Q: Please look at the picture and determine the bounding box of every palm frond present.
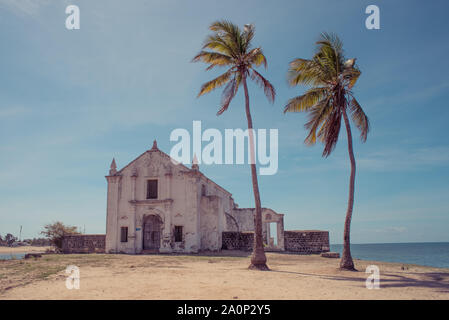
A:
[210,20,243,54]
[197,70,232,97]
[315,46,338,80]
[320,107,342,157]
[202,34,237,58]
[248,68,275,103]
[316,32,345,79]
[303,96,332,145]
[210,20,240,35]
[283,87,328,113]
[217,74,241,115]
[288,58,329,86]
[192,51,233,67]
[348,97,369,142]
[246,47,267,68]
[317,32,344,60]
[242,23,255,52]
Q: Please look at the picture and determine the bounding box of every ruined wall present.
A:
[62,234,106,254]
[221,231,254,251]
[221,230,330,254]
[226,208,285,251]
[199,195,221,251]
[227,208,255,231]
[284,230,330,253]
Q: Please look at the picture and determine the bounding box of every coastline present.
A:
[0,246,51,255]
[1,244,447,270]
[331,242,449,269]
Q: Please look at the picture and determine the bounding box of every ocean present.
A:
[331,242,449,269]
[0,253,26,260]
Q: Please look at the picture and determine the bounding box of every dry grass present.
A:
[0,254,117,293]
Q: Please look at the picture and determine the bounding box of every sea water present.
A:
[0,253,26,260]
[331,242,449,269]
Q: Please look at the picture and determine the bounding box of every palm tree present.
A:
[284,33,369,270]
[193,20,275,270]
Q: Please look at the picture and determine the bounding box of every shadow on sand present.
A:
[270,269,449,293]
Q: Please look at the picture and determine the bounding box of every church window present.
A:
[201,184,206,196]
[146,179,158,199]
[120,227,128,242]
[174,226,183,242]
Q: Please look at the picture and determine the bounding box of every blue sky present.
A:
[1,0,449,244]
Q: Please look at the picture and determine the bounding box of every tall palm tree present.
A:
[284,33,369,270]
[192,20,275,270]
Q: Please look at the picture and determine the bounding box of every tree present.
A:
[4,233,17,246]
[40,221,79,251]
[284,33,369,270]
[193,20,275,270]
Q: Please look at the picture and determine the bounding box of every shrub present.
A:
[40,222,79,251]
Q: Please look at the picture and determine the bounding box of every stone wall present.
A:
[284,230,330,253]
[62,234,106,253]
[221,231,254,251]
[221,230,330,253]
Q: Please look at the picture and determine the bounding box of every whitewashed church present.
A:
[105,140,285,254]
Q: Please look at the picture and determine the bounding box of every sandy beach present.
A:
[1,251,448,300]
[0,246,51,255]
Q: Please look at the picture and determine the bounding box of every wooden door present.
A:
[143,215,161,250]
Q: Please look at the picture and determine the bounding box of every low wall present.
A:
[284,230,330,253]
[62,234,106,254]
[221,231,254,251]
[221,230,330,253]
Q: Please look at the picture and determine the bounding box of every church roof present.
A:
[109,140,232,196]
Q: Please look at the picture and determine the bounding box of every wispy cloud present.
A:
[374,226,407,234]
[0,106,31,118]
[365,81,449,117]
[276,145,449,175]
[0,0,51,16]
[358,146,449,171]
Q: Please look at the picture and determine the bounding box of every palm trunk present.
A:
[340,109,356,271]
[242,73,268,271]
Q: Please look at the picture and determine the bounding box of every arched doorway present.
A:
[143,215,162,250]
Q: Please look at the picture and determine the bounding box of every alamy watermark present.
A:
[64,4,379,31]
[65,265,80,290]
[169,121,278,175]
[365,5,380,30]
[365,265,380,289]
[65,5,80,30]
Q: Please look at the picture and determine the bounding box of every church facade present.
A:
[105,140,285,254]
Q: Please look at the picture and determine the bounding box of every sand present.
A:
[0,246,51,254]
[1,251,448,300]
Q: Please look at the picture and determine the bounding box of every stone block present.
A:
[321,252,340,258]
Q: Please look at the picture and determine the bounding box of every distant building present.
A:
[105,140,285,254]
